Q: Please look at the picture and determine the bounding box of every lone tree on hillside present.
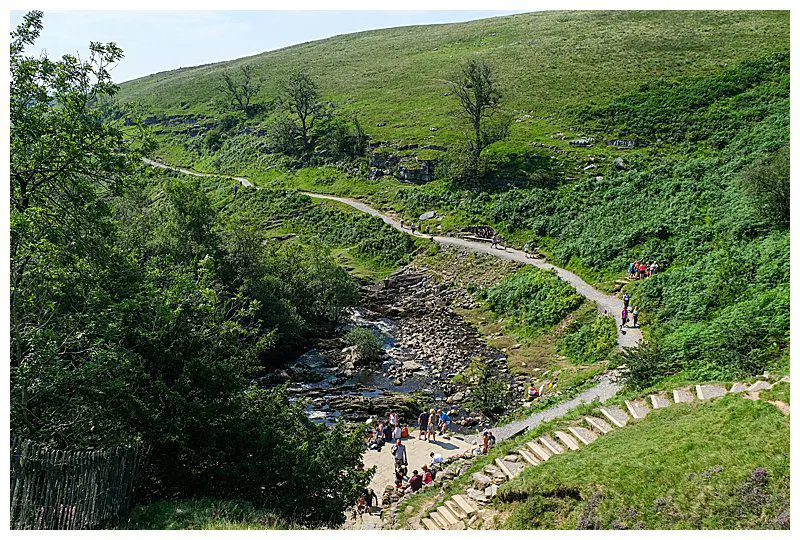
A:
[449,58,508,179]
[218,64,262,116]
[280,71,323,154]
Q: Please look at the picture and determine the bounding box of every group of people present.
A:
[522,243,540,259]
[365,410,409,451]
[526,373,558,401]
[620,292,640,329]
[627,259,659,280]
[390,438,447,495]
[416,408,451,442]
[399,219,436,238]
[490,233,506,250]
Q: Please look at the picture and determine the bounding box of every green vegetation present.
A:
[453,357,514,419]
[484,266,584,337]
[559,304,618,365]
[123,499,292,530]
[500,396,789,529]
[343,327,385,363]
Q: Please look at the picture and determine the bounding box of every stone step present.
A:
[485,484,498,498]
[599,406,630,428]
[554,430,580,450]
[452,494,477,516]
[421,518,440,530]
[748,380,773,392]
[625,398,650,420]
[696,384,727,400]
[649,393,671,409]
[539,435,565,455]
[429,511,449,529]
[568,426,598,445]
[444,500,468,520]
[729,382,749,393]
[495,457,525,479]
[584,416,613,435]
[436,506,459,527]
[467,487,489,504]
[449,520,466,531]
[526,441,552,461]
[517,448,541,466]
[673,387,694,404]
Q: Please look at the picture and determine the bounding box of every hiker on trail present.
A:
[623,293,630,309]
[400,218,405,229]
[391,439,407,468]
[417,410,428,440]
[394,463,407,488]
[427,409,437,442]
[638,261,646,279]
[421,465,433,485]
[628,260,635,277]
[388,411,399,429]
[438,409,451,436]
[364,488,376,513]
[524,243,530,258]
[411,223,416,235]
[491,234,498,249]
[632,306,639,328]
[482,431,490,455]
[430,452,444,468]
[233,183,239,199]
[531,246,539,258]
[620,307,628,329]
[487,431,496,449]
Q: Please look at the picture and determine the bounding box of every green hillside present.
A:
[118,10,788,148]
[117,10,789,390]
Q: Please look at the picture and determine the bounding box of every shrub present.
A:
[343,327,384,362]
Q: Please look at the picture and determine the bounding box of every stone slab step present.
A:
[625,398,650,420]
[729,382,749,393]
[568,426,598,445]
[436,506,459,526]
[429,511,449,529]
[696,384,727,400]
[526,441,552,461]
[649,393,671,409]
[673,387,694,404]
[554,430,581,450]
[599,406,629,428]
[452,494,476,516]
[485,484,498,498]
[748,380,773,392]
[445,500,468,520]
[584,416,613,435]
[467,488,488,504]
[539,435,565,455]
[495,457,525,479]
[449,520,466,531]
[517,448,541,466]
[421,518,440,530]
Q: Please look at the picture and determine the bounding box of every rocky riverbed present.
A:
[258,264,526,432]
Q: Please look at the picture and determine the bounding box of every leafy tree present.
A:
[218,64,262,116]
[280,71,323,154]
[462,357,513,419]
[343,327,384,363]
[449,58,508,179]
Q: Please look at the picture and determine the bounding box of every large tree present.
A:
[281,71,322,154]
[449,58,507,178]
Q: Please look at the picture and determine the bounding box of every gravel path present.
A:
[143,159,639,441]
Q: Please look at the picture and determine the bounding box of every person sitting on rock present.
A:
[383,422,394,443]
[405,470,423,493]
[430,452,444,468]
[421,465,433,485]
[527,384,540,401]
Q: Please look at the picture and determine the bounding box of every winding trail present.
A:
[144,158,642,438]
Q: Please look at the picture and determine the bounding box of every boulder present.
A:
[470,472,493,490]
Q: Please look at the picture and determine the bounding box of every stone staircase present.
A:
[416,378,788,530]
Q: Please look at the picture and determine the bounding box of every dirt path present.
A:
[142,159,642,349]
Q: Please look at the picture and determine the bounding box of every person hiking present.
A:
[364,488,376,513]
[638,261,646,279]
[482,431,489,455]
[632,306,639,328]
[417,410,428,440]
[411,223,416,235]
[628,260,635,277]
[391,439,407,468]
[524,243,530,259]
[620,307,628,329]
[623,292,630,309]
[487,431,496,449]
[438,409,451,436]
[427,409,437,442]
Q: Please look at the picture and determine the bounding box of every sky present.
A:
[9,10,527,83]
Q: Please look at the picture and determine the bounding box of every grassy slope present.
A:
[500,395,789,529]
[121,499,293,530]
[118,11,788,148]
